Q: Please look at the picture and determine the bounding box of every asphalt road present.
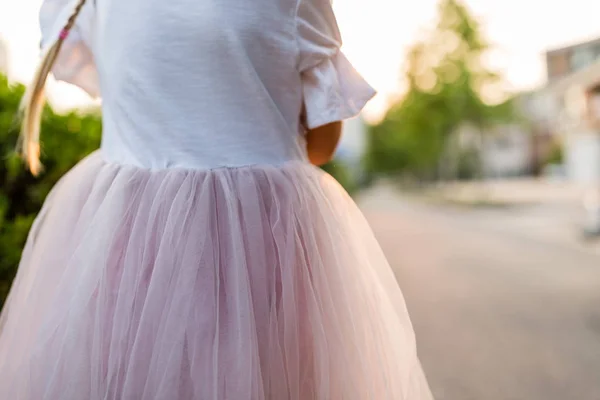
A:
[358,186,600,400]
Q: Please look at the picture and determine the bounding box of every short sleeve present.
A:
[40,0,100,98]
[296,0,376,129]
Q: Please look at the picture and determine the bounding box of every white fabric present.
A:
[39,0,376,169]
[296,0,376,129]
[40,0,99,97]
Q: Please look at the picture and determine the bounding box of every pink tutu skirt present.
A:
[0,151,432,399]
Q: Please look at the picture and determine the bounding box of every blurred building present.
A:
[533,37,600,183]
[335,116,369,178]
[338,117,367,161]
[454,122,532,179]
[467,37,600,182]
[546,37,600,83]
[481,125,532,178]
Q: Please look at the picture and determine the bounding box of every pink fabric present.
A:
[0,152,433,399]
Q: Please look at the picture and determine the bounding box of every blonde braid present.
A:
[18,0,88,175]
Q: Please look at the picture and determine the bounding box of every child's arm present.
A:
[306,121,342,166]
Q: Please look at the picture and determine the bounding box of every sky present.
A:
[1,0,600,120]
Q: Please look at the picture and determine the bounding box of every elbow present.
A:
[305,121,343,166]
[308,151,334,166]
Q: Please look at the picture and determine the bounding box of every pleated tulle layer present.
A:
[0,151,433,399]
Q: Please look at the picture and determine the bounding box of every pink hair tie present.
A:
[59,28,70,40]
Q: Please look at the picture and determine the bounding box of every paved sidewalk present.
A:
[425,178,590,206]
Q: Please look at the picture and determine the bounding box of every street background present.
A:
[359,181,600,399]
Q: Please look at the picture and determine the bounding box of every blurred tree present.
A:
[365,0,515,181]
[0,74,101,306]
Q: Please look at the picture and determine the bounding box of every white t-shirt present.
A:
[41,0,376,169]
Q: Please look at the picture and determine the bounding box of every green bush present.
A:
[320,159,358,195]
[0,75,101,306]
[544,139,564,166]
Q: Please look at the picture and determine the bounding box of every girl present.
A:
[0,0,433,398]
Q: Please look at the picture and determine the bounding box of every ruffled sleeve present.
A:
[296,0,376,129]
[40,0,100,97]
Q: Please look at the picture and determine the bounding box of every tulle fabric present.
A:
[0,151,433,399]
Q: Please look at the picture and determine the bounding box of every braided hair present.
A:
[18,0,88,175]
